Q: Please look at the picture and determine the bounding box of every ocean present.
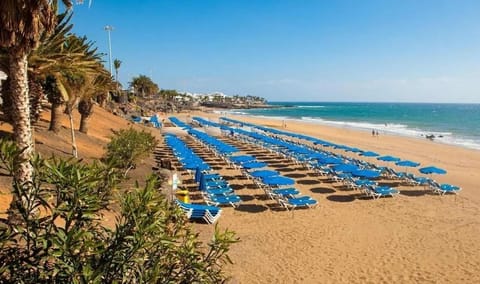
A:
[226,102,480,151]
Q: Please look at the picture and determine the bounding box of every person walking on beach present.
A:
[372,129,375,137]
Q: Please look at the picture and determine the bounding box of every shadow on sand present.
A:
[235,204,268,213]
[231,184,246,190]
[326,195,355,203]
[237,194,255,202]
[297,179,320,185]
[310,187,336,194]
[284,173,308,178]
[399,189,429,197]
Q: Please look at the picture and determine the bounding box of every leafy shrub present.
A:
[104,128,157,172]
[0,139,238,283]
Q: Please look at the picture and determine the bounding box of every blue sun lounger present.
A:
[176,200,222,224]
[279,196,318,210]
[429,181,461,195]
[205,187,234,196]
[367,186,400,199]
[269,188,301,199]
[205,194,242,208]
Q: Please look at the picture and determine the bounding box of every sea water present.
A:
[227,102,480,150]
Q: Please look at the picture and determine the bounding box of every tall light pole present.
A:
[104,25,114,76]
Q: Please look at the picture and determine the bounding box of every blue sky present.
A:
[71,0,480,103]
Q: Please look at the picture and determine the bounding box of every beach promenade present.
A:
[167,110,480,283]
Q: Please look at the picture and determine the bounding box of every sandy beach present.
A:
[1,107,479,283]
[169,110,480,283]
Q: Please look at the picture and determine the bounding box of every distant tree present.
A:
[212,94,224,103]
[129,75,159,98]
[159,89,180,101]
[78,73,114,134]
[113,58,121,82]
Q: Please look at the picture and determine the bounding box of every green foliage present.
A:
[158,89,181,101]
[99,177,238,283]
[129,75,159,97]
[0,139,121,283]
[104,128,157,172]
[0,139,238,283]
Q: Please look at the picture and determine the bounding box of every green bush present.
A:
[104,128,157,172]
[0,139,238,283]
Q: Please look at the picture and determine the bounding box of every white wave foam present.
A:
[296,105,325,108]
[225,110,249,115]
[300,117,411,133]
[226,113,480,150]
[227,113,291,121]
[435,136,480,150]
[299,116,480,150]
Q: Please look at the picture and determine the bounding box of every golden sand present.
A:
[177,110,480,283]
[1,107,479,283]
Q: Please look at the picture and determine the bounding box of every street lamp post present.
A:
[104,25,114,75]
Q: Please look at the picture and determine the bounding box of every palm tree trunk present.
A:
[98,95,106,108]
[49,102,63,133]
[68,112,78,158]
[7,53,34,223]
[79,113,90,134]
[28,77,44,124]
[8,53,34,184]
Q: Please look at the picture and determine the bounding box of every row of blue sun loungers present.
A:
[166,134,242,208]
[186,120,318,210]
[170,128,244,209]
[164,134,244,223]
[240,165,318,210]
[195,169,242,208]
[193,116,391,200]
[165,134,222,223]
[213,117,460,196]
[215,123,400,200]
[226,155,318,210]
[170,117,241,207]
[187,128,309,209]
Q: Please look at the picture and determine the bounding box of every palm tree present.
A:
[78,98,94,133]
[0,0,72,186]
[113,58,121,82]
[31,11,74,131]
[45,33,104,134]
[0,9,75,125]
[129,75,159,98]
[55,35,106,157]
[43,75,64,133]
[78,72,114,134]
[1,10,75,130]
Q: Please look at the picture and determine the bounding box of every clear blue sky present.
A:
[71,0,480,103]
